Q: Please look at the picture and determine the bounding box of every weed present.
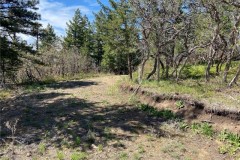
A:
[0,90,12,100]
[61,139,71,148]
[68,120,77,127]
[175,100,184,109]
[133,153,142,160]
[23,83,45,93]
[178,121,189,131]
[147,133,155,141]
[191,122,214,137]
[38,142,46,155]
[97,144,103,152]
[218,130,229,141]
[56,151,64,160]
[71,152,88,160]
[138,104,176,119]
[138,145,145,154]
[104,127,112,139]
[218,130,240,155]
[75,137,81,146]
[118,152,129,160]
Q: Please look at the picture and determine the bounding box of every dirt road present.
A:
[0,76,237,159]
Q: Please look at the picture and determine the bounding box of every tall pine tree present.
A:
[64,9,90,51]
[95,0,139,78]
[39,24,57,49]
[0,0,41,86]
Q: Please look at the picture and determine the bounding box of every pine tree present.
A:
[64,9,90,50]
[39,24,57,49]
[0,0,41,86]
[95,0,139,78]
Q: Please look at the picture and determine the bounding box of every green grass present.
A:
[74,136,81,146]
[23,83,46,93]
[97,144,104,152]
[71,152,88,160]
[178,121,189,131]
[38,142,47,155]
[218,130,240,155]
[191,122,214,138]
[138,104,176,119]
[56,151,64,160]
[175,100,184,109]
[118,152,129,160]
[128,62,240,109]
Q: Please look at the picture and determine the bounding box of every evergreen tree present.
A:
[64,9,90,50]
[39,24,57,49]
[0,0,40,86]
[95,0,139,78]
[91,29,104,69]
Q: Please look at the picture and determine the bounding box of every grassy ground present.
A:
[1,75,239,159]
[0,72,109,100]
[129,62,240,110]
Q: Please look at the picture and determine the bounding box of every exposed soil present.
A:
[0,76,239,159]
[120,84,240,134]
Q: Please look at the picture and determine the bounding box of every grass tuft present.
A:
[71,152,88,160]
[218,130,240,155]
[191,122,214,137]
[138,104,176,119]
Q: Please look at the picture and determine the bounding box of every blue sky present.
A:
[21,0,109,43]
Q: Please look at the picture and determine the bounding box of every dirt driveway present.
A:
[0,76,237,160]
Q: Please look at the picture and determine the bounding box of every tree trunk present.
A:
[223,57,231,83]
[216,52,224,75]
[176,56,189,81]
[205,60,212,82]
[146,57,157,80]
[229,64,240,87]
[138,58,148,84]
[0,59,6,88]
[128,53,133,80]
[156,55,160,82]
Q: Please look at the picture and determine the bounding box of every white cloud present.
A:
[38,0,92,36]
[20,0,95,44]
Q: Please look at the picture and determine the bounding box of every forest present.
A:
[1,0,240,86]
[1,0,240,160]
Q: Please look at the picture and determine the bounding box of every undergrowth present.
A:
[71,152,88,160]
[218,130,240,155]
[177,121,240,156]
[0,89,12,100]
[191,122,214,138]
[127,63,240,109]
[138,104,176,119]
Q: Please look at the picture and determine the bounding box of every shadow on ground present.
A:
[1,88,180,151]
[46,81,98,89]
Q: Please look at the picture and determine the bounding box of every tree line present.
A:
[1,0,240,87]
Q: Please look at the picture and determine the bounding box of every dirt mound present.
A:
[120,84,240,133]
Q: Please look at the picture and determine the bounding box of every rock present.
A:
[91,144,98,149]
[26,152,31,157]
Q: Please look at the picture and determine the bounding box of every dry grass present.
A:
[0,75,239,160]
